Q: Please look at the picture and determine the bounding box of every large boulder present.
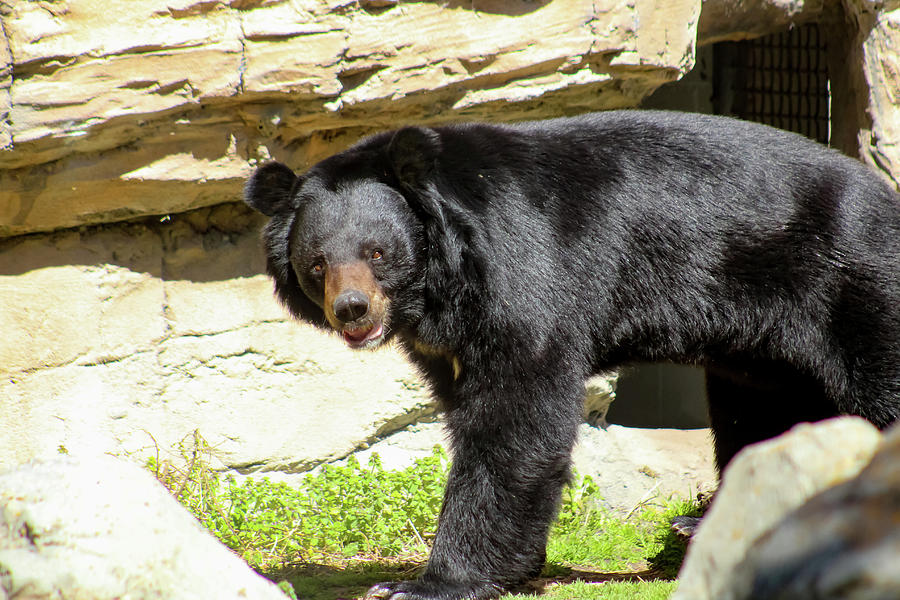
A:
[672,417,884,600]
[728,421,900,599]
[0,455,287,600]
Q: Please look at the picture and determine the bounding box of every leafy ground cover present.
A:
[149,431,701,600]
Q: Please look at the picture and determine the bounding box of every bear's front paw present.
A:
[362,579,503,600]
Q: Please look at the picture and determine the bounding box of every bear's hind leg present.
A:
[668,365,838,538]
[705,363,836,472]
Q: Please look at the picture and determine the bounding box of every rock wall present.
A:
[3,0,900,478]
[1,0,700,238]
[0,205,435,473]
[844,0,900,182]
[0,0,701,474]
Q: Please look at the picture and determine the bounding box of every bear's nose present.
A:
[333,290,370,323]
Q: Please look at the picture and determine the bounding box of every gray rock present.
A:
[729,421,900,600]
[0,456,287,600]
[672,417,883,600]
[571,424,715,514]
[248,419,717,516]
[584,374,616,428]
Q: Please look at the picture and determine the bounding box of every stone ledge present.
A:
[0,0,701,237]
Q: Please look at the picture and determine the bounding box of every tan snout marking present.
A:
[323,261,387,329]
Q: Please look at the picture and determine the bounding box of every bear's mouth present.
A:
[341,322,384,349]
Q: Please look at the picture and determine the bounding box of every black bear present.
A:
[243,110,900,600]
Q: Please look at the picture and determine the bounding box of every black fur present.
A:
[244,110,900,600]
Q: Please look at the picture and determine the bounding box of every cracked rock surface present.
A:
[0,204,436,476]
[0,0,701,237]
[0,455,288,600]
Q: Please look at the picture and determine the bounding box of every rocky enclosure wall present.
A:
[0,203,436,473]
[1,0,700,473]
[2,0,699,237]
[2,0,899,475]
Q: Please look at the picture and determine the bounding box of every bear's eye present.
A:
[311,260,325,275]
[370,248,384,261]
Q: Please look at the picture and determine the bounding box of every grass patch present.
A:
[551,476,661,571]
[549,476,702,579]
[150,431,700,599]
[509,580,677,600]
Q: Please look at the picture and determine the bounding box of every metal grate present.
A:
[715,24,831,145]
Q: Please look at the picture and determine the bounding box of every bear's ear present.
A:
[244,162,299,216]
[388,126,442,189]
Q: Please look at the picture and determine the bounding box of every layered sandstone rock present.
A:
[0,204,436,474]
[0,0,701,238]
[3,0,899,486]
[698,0,827,44]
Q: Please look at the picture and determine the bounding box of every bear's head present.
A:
[243,128,444,349]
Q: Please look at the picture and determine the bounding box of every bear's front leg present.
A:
[363,371,584,600]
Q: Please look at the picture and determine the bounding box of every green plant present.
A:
[289,450,448,560]
[146,430,226,533]
[149,433,699,600]
[148,434,449,570]
[647,496,705,578]
[276,580,298,600]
